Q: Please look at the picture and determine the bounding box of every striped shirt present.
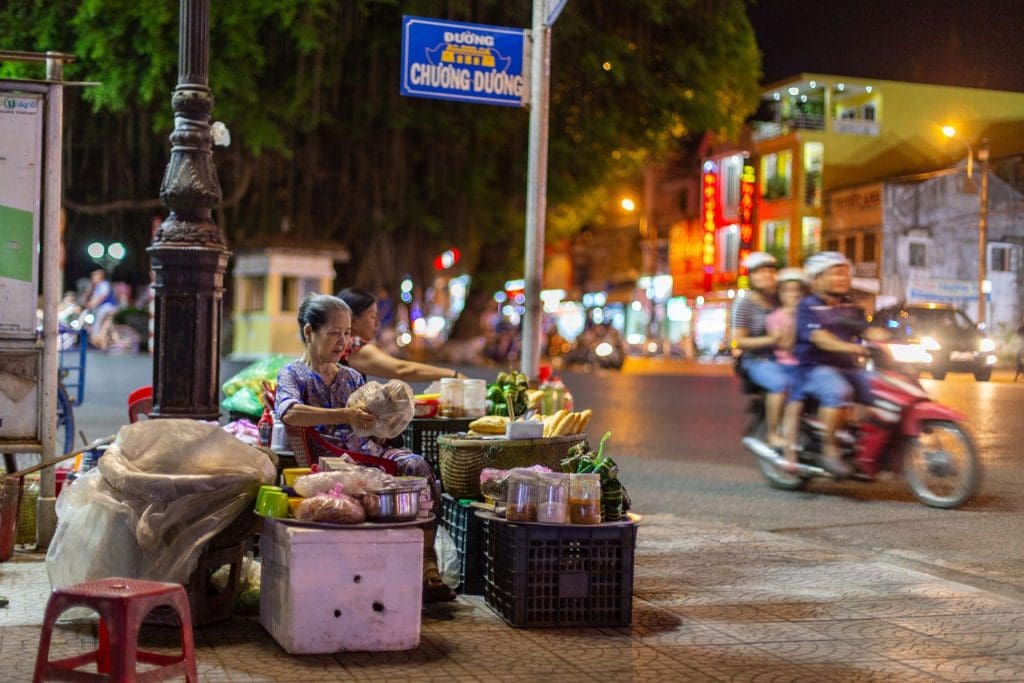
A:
[731,296,774,359]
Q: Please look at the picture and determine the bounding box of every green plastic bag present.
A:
[220,386,265,419]
[220,355,291,417]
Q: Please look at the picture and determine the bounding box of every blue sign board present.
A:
[401,16,528,107]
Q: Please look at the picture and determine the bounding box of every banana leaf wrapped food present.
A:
[561,432,631,522]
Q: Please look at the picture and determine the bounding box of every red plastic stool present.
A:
[33,577,198,682]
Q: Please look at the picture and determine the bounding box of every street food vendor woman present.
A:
[275,293,457,602]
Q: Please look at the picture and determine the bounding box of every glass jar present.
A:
[462,379,487,418]
[505,468,538,522]
[439,378,464,418]
[536,472,570,524]
[569,473,602,524]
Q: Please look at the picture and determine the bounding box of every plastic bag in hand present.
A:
[346,379,415,439]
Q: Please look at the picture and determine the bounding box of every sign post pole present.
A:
[520,0,551,381]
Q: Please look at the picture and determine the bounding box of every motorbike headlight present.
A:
[594,342,613,358]
[919,336,941,351]
[979,338,996,353]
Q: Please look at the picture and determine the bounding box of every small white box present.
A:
[505,421,544,439]
[260,518,423,653]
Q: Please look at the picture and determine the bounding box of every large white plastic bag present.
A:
[46,419,276,588]
[346,379,415,439]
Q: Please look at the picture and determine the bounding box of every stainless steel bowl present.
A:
[364,487,420,522]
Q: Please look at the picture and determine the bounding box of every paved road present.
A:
[60,351,1024,600]
[568,367,1024,602]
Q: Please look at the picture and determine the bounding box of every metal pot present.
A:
[363,487,420,522]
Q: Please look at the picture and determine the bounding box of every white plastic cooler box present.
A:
[260,517,424,653]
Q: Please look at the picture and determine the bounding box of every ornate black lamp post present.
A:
[147,0,229,420]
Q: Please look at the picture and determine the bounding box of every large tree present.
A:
[1,0,760,323]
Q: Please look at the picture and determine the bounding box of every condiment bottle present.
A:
[536,472,570,524]
[505,468,538,522]
[569,473,601,524]
[439,378,464,418]
[258,406,273,447]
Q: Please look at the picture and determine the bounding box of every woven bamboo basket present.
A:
[437,433,586,499]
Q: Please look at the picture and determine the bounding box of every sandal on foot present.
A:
[423,571,457,603]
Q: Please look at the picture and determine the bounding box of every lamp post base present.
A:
[147,244,229,421]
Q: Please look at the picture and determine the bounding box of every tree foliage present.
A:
[1,0,760,311]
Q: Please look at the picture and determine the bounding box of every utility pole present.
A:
[977,139,989,326]
[148,0,229,420]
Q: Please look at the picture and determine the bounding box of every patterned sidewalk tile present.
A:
[5,513,1024,681]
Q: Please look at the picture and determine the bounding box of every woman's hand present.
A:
[340,407,376,431]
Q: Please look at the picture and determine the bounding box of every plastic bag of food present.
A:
[346,379,415,439]
[220,355,291,417]
[295,491,366,525]
[46,419,276,588]
[480,468,511,501]
[293,467,395,498]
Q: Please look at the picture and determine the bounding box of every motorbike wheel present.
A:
[903,420,979,509]
[751,420,807,491]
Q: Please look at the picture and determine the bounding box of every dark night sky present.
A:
[748,0,1024,92]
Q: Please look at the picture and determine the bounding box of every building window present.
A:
[801,217,822,256]
[760,150,792,200]
[716,225,739,275]
[240,276,265,312]
[990,246,1012,272]
[721,155,743,219]
[826,238,839,252]
[760,220,790,263]
[909,242,927,268]
[862,104,876,121]
[844,236,857,261]
[803,142,824,208]
[862,232,877,262]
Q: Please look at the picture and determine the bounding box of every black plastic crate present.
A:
[440,493,485,595]
[481,514,637,628]
[403,417,473,478]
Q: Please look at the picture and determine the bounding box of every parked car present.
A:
[870,303,997,381]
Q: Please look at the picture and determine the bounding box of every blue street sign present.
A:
[400,16,528,107]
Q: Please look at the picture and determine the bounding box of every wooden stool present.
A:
[33,577,198,682]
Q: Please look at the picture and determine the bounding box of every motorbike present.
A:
[740,344,980,509]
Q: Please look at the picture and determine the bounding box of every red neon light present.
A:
[738,164,756,275]
[702,171,717,269]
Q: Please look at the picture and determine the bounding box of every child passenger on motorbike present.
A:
[730,252,789,449]
[790,252,887,477]
[765,268,805,470]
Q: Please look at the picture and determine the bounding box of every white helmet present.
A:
[803,251,850,278]
[777,267,805,283]
[743,251,778,272]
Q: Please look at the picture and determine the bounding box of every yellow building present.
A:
[749,73,1024,267]
[231,248,346,359]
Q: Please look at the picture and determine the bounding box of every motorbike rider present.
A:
[731,252,789,449]
[85,268,118,350]
[791,251,887,476]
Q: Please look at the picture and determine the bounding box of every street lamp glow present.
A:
[87,242,104,259]
[107,242,126,260]
[620,197,636,212]
[941,125,957,139]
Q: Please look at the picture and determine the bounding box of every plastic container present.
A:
[536,472,570,524]
[505,468,538,522]
[461,379,487,418]
[439,378,464,418]
[0,477,22,562]
[440,493,484,595]
[569,473,601,524]
[481,513,637,627]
